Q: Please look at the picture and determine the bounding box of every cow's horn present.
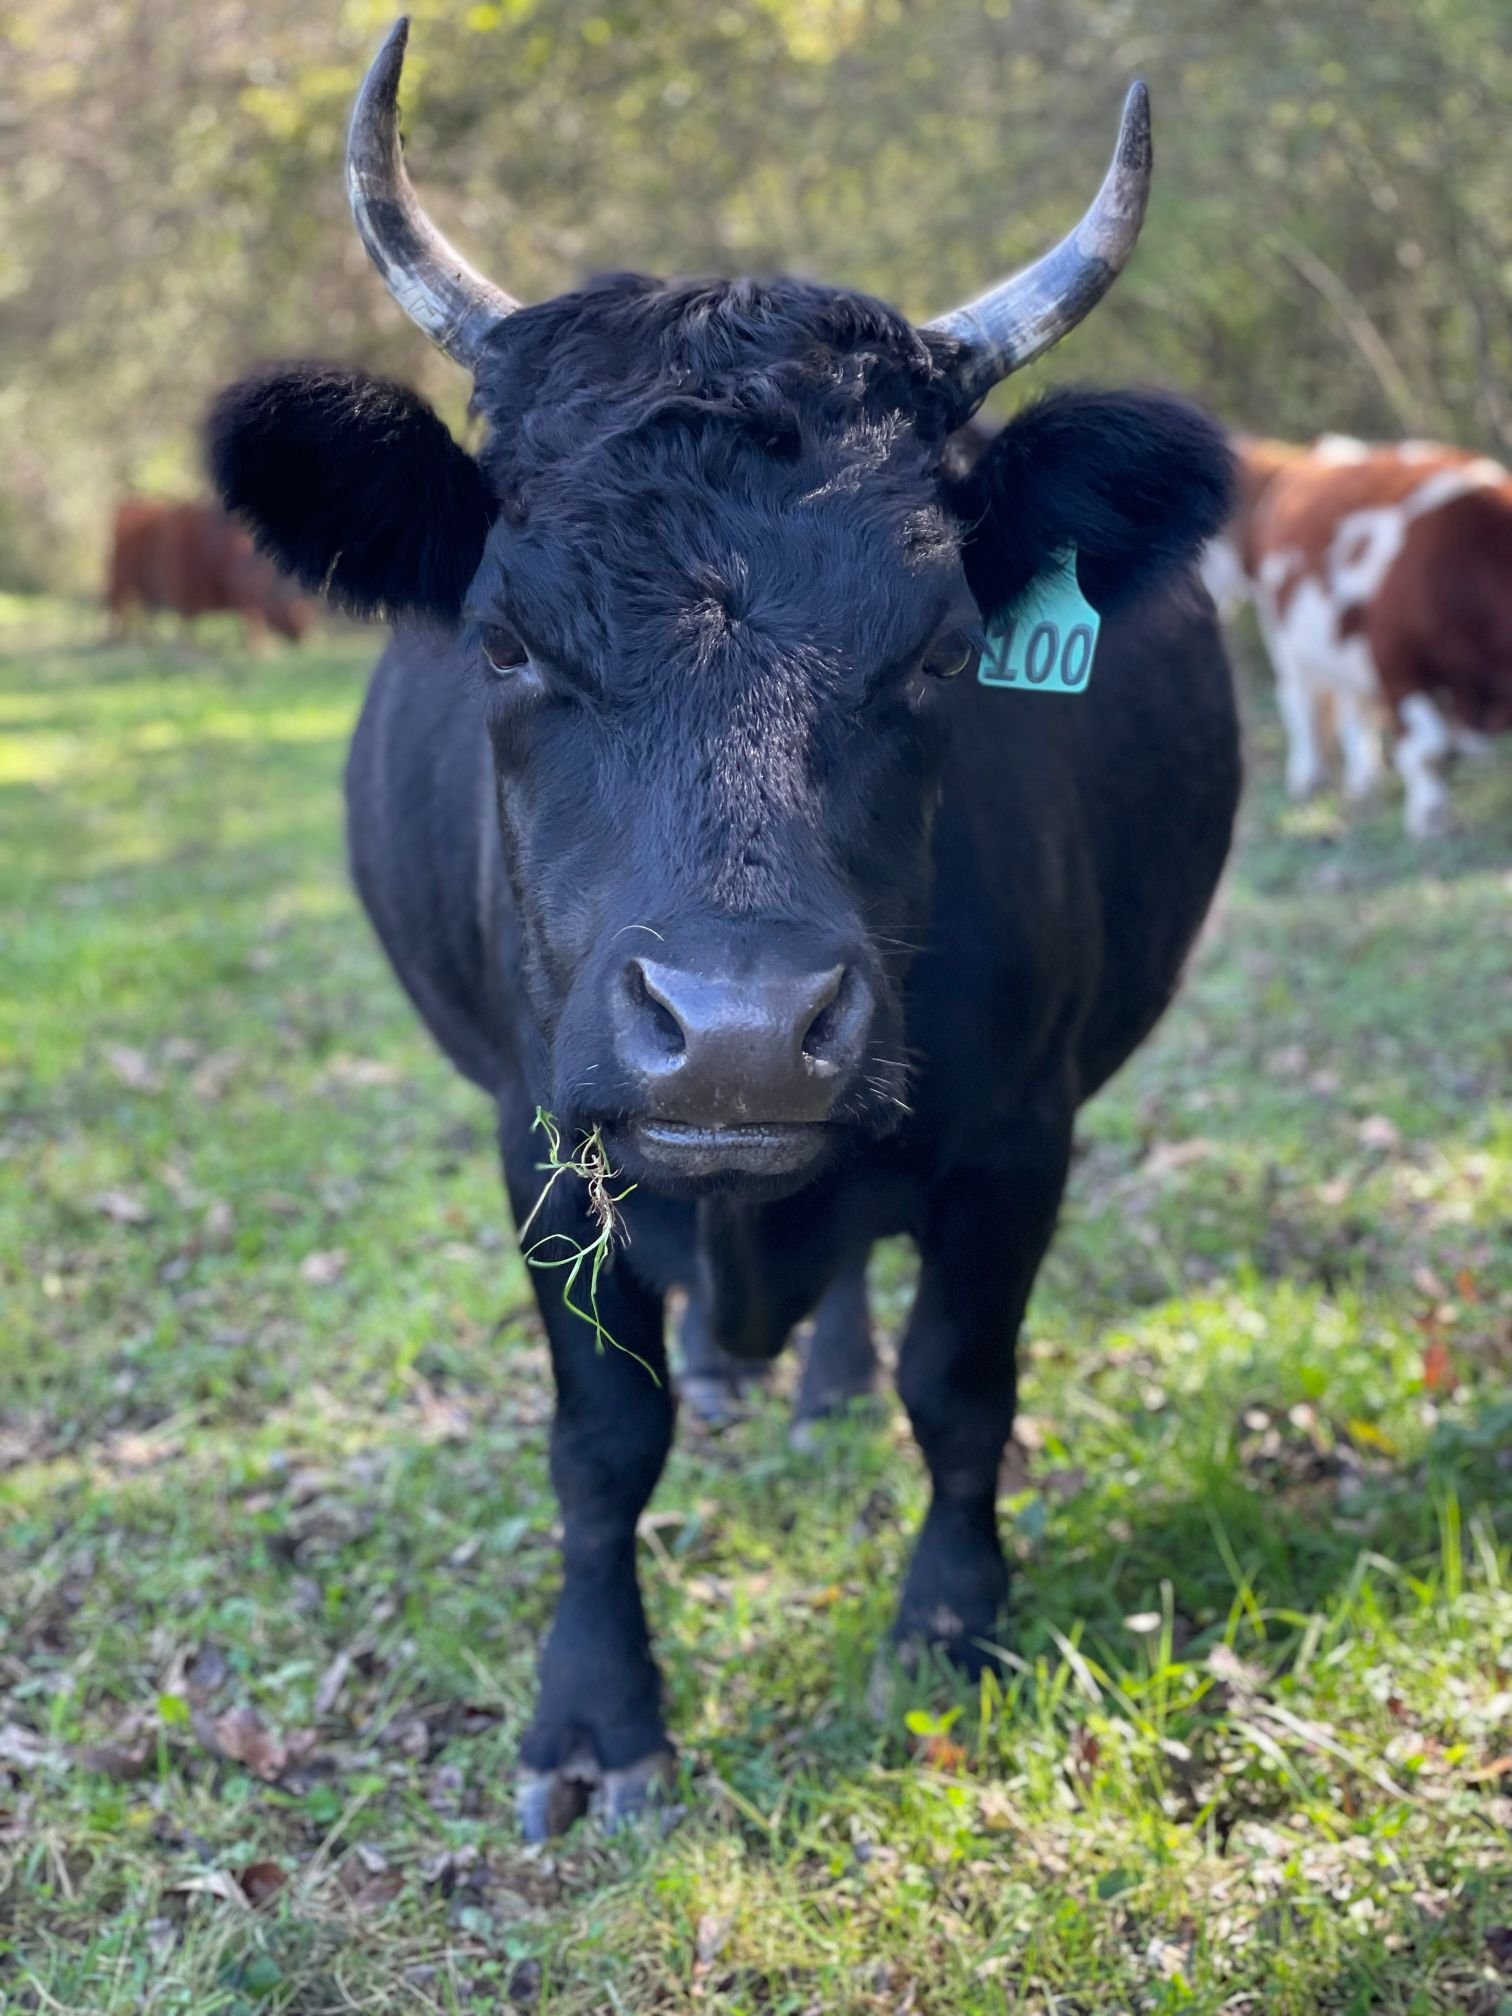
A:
[347,17,520,368]
[925,83,1152,407]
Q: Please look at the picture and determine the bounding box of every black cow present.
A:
[210,20,1240,1838]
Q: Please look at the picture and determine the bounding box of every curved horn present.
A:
[925,83,1152,406]
[347,17,520,368]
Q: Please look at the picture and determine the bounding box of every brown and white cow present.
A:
[107,497,315,646]
[1203,434,1512,836]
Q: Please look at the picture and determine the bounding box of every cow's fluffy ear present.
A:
[944,388,1234,623]
[207,365,494,622]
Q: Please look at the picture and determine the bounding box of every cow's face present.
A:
[459,289,981,1191]
[209,31,1231,1196]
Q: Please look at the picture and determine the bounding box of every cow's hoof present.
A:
[1405,803,1454,841]
[866,1616,1006,1723]
[516,1750,593,1840]
[865,1638,953,1725]
[1285,768,1329,803]
[602,1747,680,1833]
[680,1374,747,1430]
[516,1745,678,1842]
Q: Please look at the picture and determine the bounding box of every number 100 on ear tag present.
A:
[979,546,1100,694]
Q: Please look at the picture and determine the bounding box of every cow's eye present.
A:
[481,624,529,677]
[923,630,977,681]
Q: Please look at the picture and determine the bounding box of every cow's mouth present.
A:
[631,1119,831,1180]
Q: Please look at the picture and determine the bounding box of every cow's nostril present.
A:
[799,967,849,1066]
[626,960,687,1057]
[802,999,838,1061]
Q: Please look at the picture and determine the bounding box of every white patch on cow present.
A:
[1274,657,1330,799]
[1315,434,1370,463]
[1327,505,1407,607]
[1401,459,1506,517]
[1394,692,1454,837]
[1198,537,1249,614]
[1397,440,1438,463]
[1256,546,1302,596]
[1314,465,1508,630]
[1253,577,1338,797]
[1256,558,1385,802]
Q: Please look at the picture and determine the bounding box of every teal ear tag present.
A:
[978,546,1100,694]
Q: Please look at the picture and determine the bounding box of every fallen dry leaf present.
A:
[420,1843,483,1894]
[1421,1335,1459,1397]
[103,1043,163,1093]
[91,1188,152,1226]
[976,1785,1016,1832]
[338,1856,405,1909]
[201,1198,235,1250]
[695,1912,733,1966]
[1069,1727,1101,1781]
[210,1705,287,1779]
[77,1732,153,1779]
[167,1870,248,1907]
[793,1582,844,1611]
[1344,1416,1400,1457]
[314,1650,351,1718]
[322,1054,401,1089]
[1206,1643,1264,1698]
[298,1248,348,1287]
[237,1860,289,1909]
[204,1705,314,1782]
[0,1723,52,1771]
[188,1049,241,1100]
[1144,1137,1217,1178]
[183,1642,231,1703]
[915,1733,968,1772]
[507,1958,543,2007]
[1145,1933,1193,1981]
[105,1429,184,1471]
[1356,1113,1403,1153]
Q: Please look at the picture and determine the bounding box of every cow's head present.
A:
[210,19,1230,1197]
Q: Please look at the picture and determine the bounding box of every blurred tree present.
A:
[2,0,1509,591]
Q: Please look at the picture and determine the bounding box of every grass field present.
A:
[1,609,1509,2015]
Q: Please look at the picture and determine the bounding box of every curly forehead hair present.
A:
[470,273,975,477]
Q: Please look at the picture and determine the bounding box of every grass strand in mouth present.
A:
[520,1107,656,1377]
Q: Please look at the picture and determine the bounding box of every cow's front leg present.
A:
[1276,660,1330,800]
[502,1120,676,1840]
[889,1113,1070,1680]
[1394,692,1455,838]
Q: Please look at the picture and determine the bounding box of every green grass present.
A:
[1,614,1509,2015]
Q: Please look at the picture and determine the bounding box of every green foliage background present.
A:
[5,0,1512,591]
